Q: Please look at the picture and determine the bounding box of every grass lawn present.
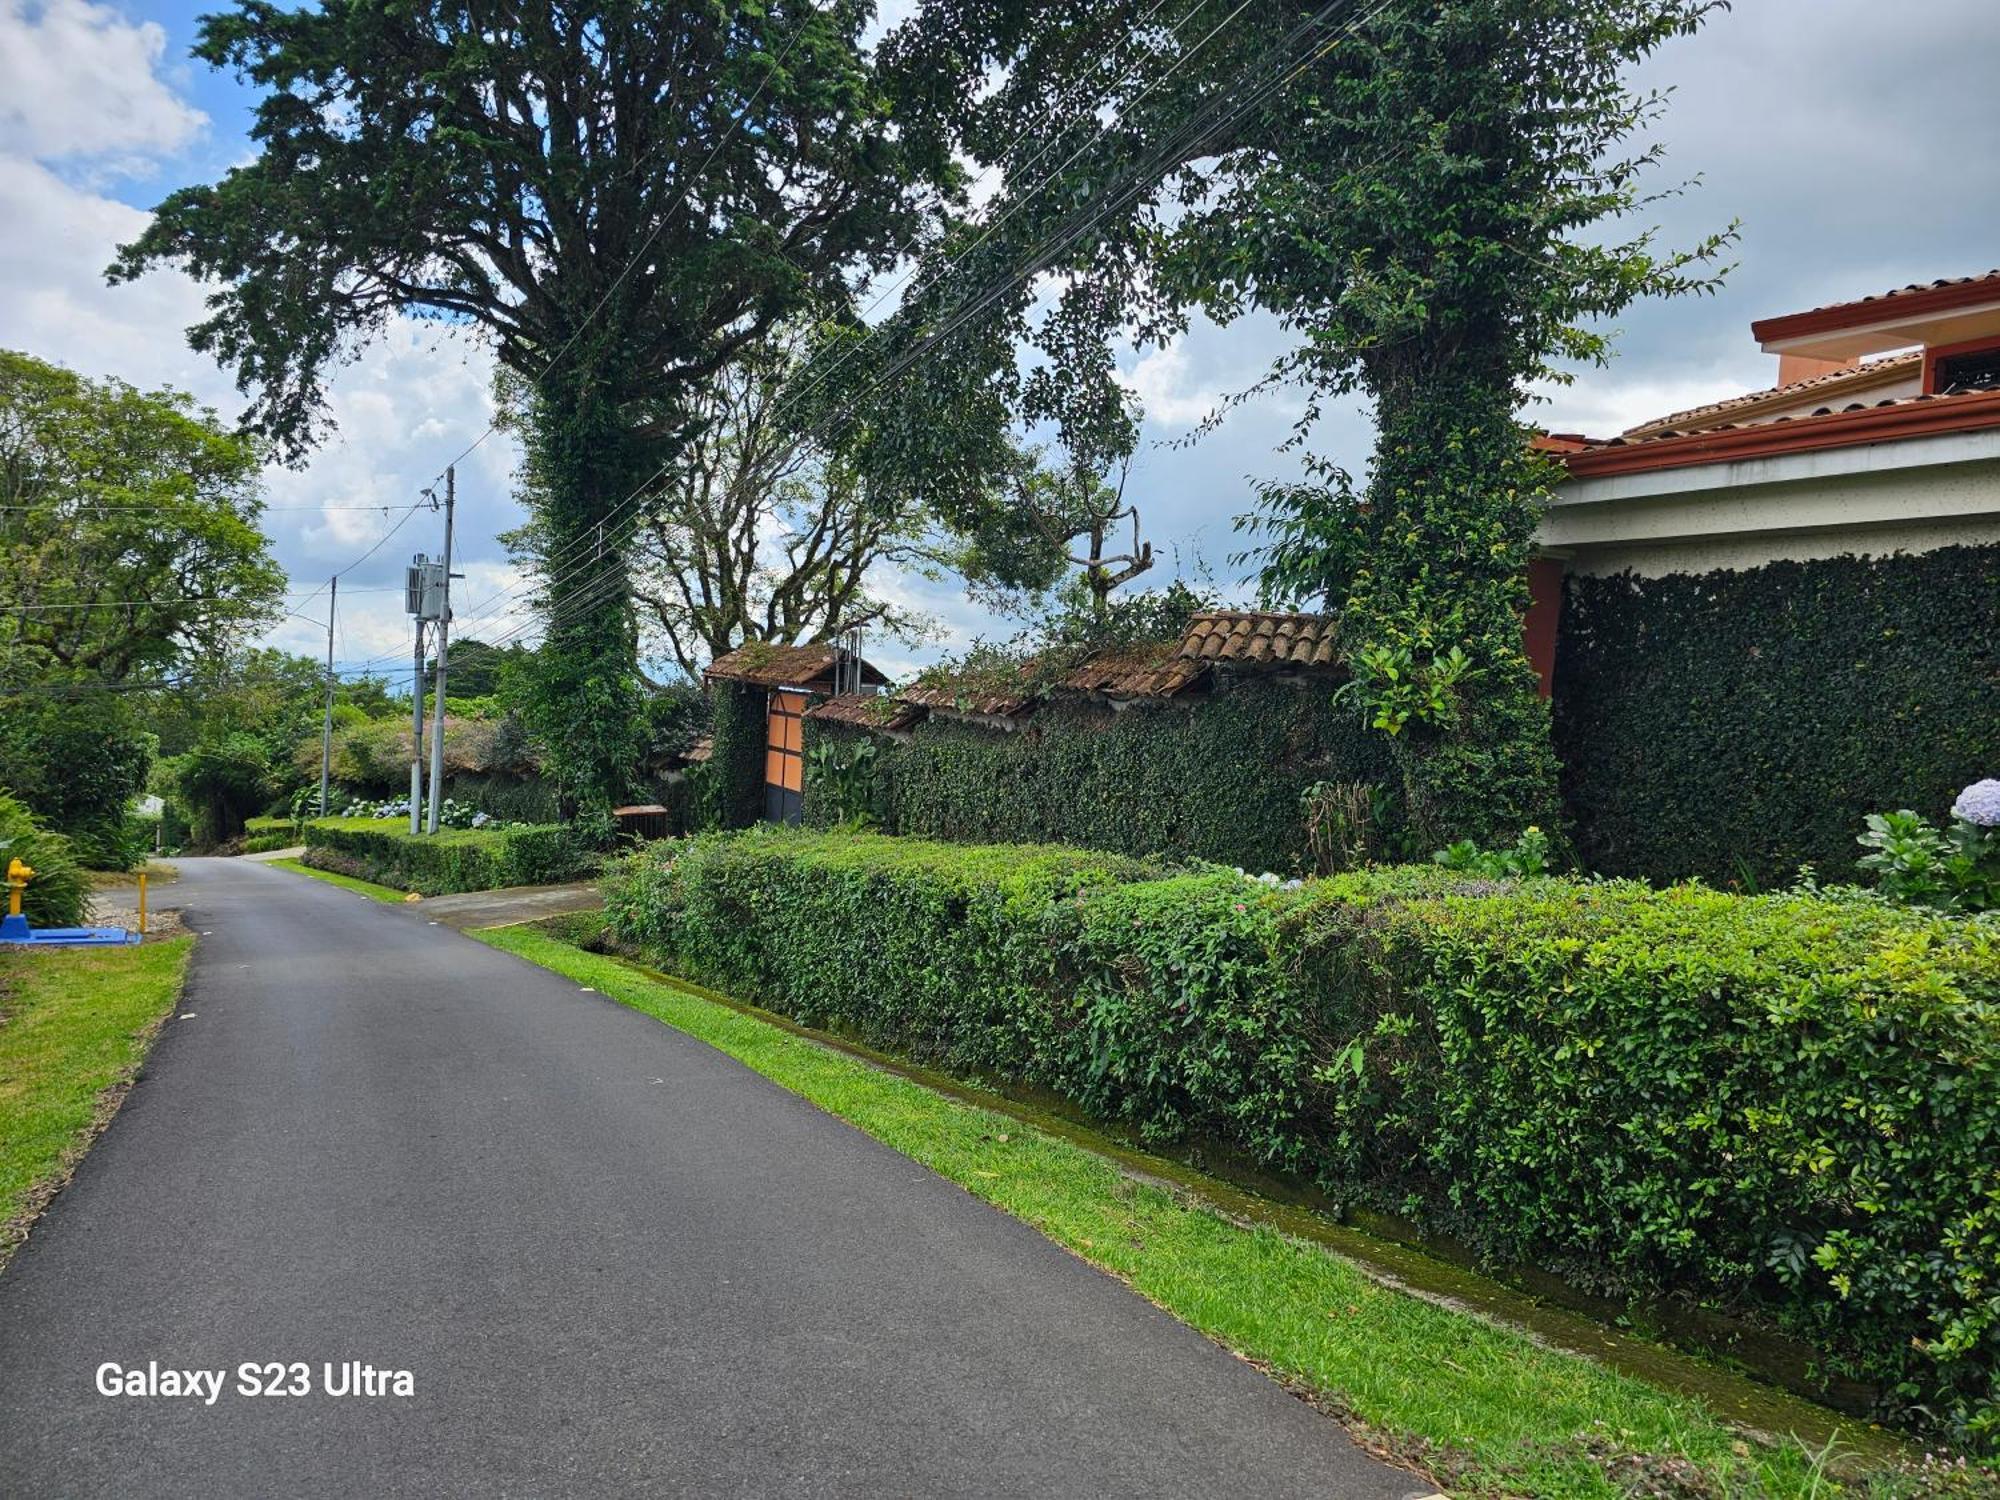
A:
[0,938,192,1264]
[268,856,407,904]
[476,923,1959,1499]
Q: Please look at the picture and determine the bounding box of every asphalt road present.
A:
[0,856,1427,1498]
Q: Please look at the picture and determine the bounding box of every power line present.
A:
[0,588,401,613]
[0,502,446,514]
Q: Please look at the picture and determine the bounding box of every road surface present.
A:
[0,856,1426,1498]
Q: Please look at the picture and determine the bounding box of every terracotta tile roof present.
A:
[801,693,923,731]
[900,673,1037,719]
[703,642,886,688]
[1559,387,2000,479]
[1753,269,2000,343]
[1177,610,1339,670]
[1059,642,1206,699]
[681,735,714,766]
[1621,351,1922,439]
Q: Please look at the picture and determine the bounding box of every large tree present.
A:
[0,349,281,682]
[886,0,1732,846]
[112,0,956,811]
[0,350,282,848]
[567,322,1061,677]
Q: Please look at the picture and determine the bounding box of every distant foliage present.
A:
[0,692,154,858]
[1556,549,2000,886]
[604,828,2000,1448]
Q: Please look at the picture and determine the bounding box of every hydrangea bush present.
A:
[1857,779,2000,913]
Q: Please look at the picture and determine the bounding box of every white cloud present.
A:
[1118,339,1225,427]
[0,0,205,165]
[0,20,520,676]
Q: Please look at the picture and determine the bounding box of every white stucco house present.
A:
[1522,270,2000,692]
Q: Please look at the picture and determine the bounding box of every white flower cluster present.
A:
[1235,867,1306,891]
[1951,778,2000,828]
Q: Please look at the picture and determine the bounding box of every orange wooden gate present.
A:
[764,689,806,824]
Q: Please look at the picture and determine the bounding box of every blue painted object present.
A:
[0,913,139,946]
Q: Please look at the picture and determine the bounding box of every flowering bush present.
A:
[1955,779,2000,828]
[336,795,506,830]
[1857,781,2000,914]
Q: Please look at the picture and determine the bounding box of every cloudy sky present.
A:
[3,0,1997,682]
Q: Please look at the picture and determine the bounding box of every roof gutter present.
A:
[1557,390,2000,480]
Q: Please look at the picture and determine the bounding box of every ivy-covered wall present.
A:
[805,675,1393,873]
[1554,546,2000,887]
[701,682,768,831]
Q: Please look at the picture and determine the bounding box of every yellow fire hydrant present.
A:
[2,855,34,939]
[6,856,33,916]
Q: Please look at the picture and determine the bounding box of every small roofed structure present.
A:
[703,640,888,692]
[703,639,891,825]
[832,608,1343,738]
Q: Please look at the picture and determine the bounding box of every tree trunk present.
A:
[519,360,650,817]
[1345,363,1563,850]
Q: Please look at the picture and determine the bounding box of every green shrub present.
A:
[0,795,89,927]
[604,827,2000,1447]
[1857,806,2000,913]
[805,675,1397,872]
[1556,548,2000,886]
[301,817,599,895]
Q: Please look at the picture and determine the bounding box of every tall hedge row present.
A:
[605,828,2000,1446]
[804,676,1393,872]
[1555,547,2000,887]
[302,817,598,895]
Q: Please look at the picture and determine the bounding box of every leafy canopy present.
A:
[0,349,282,683]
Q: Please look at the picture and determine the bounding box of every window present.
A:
[763,690,806,824]
[1934,344,2000,394]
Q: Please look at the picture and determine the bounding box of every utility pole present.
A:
[426,467,456,834]
[410,610,426,836]
[318,575,337,817]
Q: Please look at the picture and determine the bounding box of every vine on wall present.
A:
[1555,546,2000,886]
[804,675,1395,873]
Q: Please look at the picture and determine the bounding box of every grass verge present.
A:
[475,922,1964,1499]
[0,938,192,1267]
[268,856,408,904]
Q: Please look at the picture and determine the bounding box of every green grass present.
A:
[0,939,192,1261]
[269,856,408,904]
[475,924,1945,1499]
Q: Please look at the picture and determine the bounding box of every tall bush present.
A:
[0,794,88,928]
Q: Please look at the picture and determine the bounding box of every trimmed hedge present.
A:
[804,675,1395,872]
[301,817,598,895]
[1556,547,2000,886]
[605,828,2000,1446]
